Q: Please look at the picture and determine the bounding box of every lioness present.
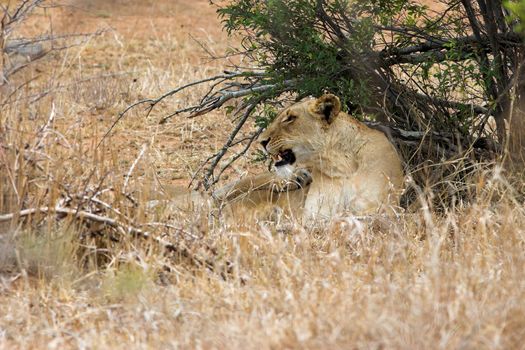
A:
[214,93,404,219]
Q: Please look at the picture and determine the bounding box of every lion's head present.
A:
[259,94,342,168]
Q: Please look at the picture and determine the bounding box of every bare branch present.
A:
[100,71,259,146]
[160,79,295,123]
[212,127,264,186]
[0,206,227,272]
[202,101,259,189]
[381,32,522,66]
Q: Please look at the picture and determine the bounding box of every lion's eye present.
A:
[283,114,297,123]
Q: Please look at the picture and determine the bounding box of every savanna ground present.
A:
[1,1,525,349]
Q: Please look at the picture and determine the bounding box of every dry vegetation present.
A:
[1,1,525,349]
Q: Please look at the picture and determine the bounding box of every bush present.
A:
[218,0,525,142]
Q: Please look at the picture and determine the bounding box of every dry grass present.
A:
[1,1,525,349]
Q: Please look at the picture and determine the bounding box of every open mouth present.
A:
[274,149,296,167]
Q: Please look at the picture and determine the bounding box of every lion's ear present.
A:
[314,94,341,124]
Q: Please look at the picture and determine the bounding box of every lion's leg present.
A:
[213,168,312,203]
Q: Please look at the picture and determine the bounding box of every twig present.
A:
[123,144,147,192]
[81,195,125,218]
[202,101,259,189]
[99,72,245,148]
[212,127,264,186]
[32,102,55,150]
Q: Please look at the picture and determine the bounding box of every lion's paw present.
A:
[292,168,313,188]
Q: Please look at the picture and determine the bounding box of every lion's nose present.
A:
[260,138,270,150]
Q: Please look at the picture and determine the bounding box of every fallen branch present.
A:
[0,206,226,272]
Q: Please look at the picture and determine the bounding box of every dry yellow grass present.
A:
[1,1,525,349]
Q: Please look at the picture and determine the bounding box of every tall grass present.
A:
[0,1,524,349]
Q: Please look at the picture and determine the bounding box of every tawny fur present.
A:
[253,93,404,218]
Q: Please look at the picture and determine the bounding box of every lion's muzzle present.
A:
[275,149,296,167]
